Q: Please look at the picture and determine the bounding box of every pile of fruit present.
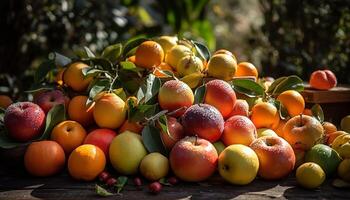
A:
[0,35,350,195]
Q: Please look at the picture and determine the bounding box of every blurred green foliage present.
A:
[0,0,349,99]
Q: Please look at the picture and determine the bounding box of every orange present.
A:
[68,144,106,181]
[93,93,126,129]
[51,120,87,154]
[251,102,280,129]
[153,62,174,78]
[235,62,258,79]
[24,141,65,177]
[323,122,337,136]
[277,90,305,117]
[327,131,347,146]
[0,95,12,109]
[63,62,93,92]
[135,41,164,69]
[127,55,136,63]
[119,120,144,134]
[68,95,95,127]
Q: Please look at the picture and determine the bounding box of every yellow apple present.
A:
[257,128,278,138]
[140,152,169,181]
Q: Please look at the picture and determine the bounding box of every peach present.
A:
[181,104,224,143]
[158,80,194,116]
[221,115,257,146]
[309,69,337,90]
[204,79,237,119]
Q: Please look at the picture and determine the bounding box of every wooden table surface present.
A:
[1,166,349,200]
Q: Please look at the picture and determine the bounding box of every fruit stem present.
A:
[299,114,303,127]
[194,135,198,146]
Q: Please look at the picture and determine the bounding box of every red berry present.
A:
[133,177,142,186]
[168,177,178,185]
[98,171,110,182]
[106,178,117,187]
[149,182,162,194]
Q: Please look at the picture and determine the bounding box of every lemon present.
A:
[177,55,204,77]
[139,153,169,181]
[165,45,193,69]
[155,36,178,56]
[296,162,326,189]
[207,54,237,81]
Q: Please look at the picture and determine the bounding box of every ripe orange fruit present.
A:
[251,102,280,129]
[0,95,13,109]
[24,141,65,177]
[303,108,312,116]
[68,95,95,127]
[127,55,136,63]
[207,54,237,81]
[68,144,106,181]
[93,93,126,129]
[273,120,287,138]
[63,62,93,92]
[51,120,87,154]
[135,41,164,69]
[119,120,144,134]
[277,90,305,117]
[323,122,337,136]
[235,62,258,79]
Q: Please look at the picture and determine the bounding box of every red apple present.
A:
[159,116,185,150]
[228,99,249,117]
[84,128,117,158]
[169,136,218,182]
[34,90,69,113]
[4,102,46,142]
[250,136,295,180]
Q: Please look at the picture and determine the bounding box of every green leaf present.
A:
[157,115,169,138]
[128,104,158,123]
[95,184,113,197]
[0,129,26,149]
[25,83,56,93]
[159,178,172,186]
[115,176,128,193]
[49,52,72,67]
[311,104,324,123]
[39,104,66,140]
[141,125,167,155]
[194,84,206,104]
[122,37,147,58]
[120,61,142,73]
[268,75,304,95]
[192,41,211,61]
[34,60,55,83]
[274,100,290,120]
[136,74,161,104]
[82,58,113,72]
[82,67,108,77]
[88,79,110,102]
[266,77,286,94]
[83,46,95,58]
[102,43,122,63]
[231,79,265,97]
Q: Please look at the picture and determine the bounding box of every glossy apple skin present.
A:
[4,102,46,142]
[169,136,218,182]
[160,116,185,150]
[34,90,68,113]
[250,136,295,180]
[84,128,117,158]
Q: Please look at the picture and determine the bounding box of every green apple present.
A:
[109,131,147,175]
